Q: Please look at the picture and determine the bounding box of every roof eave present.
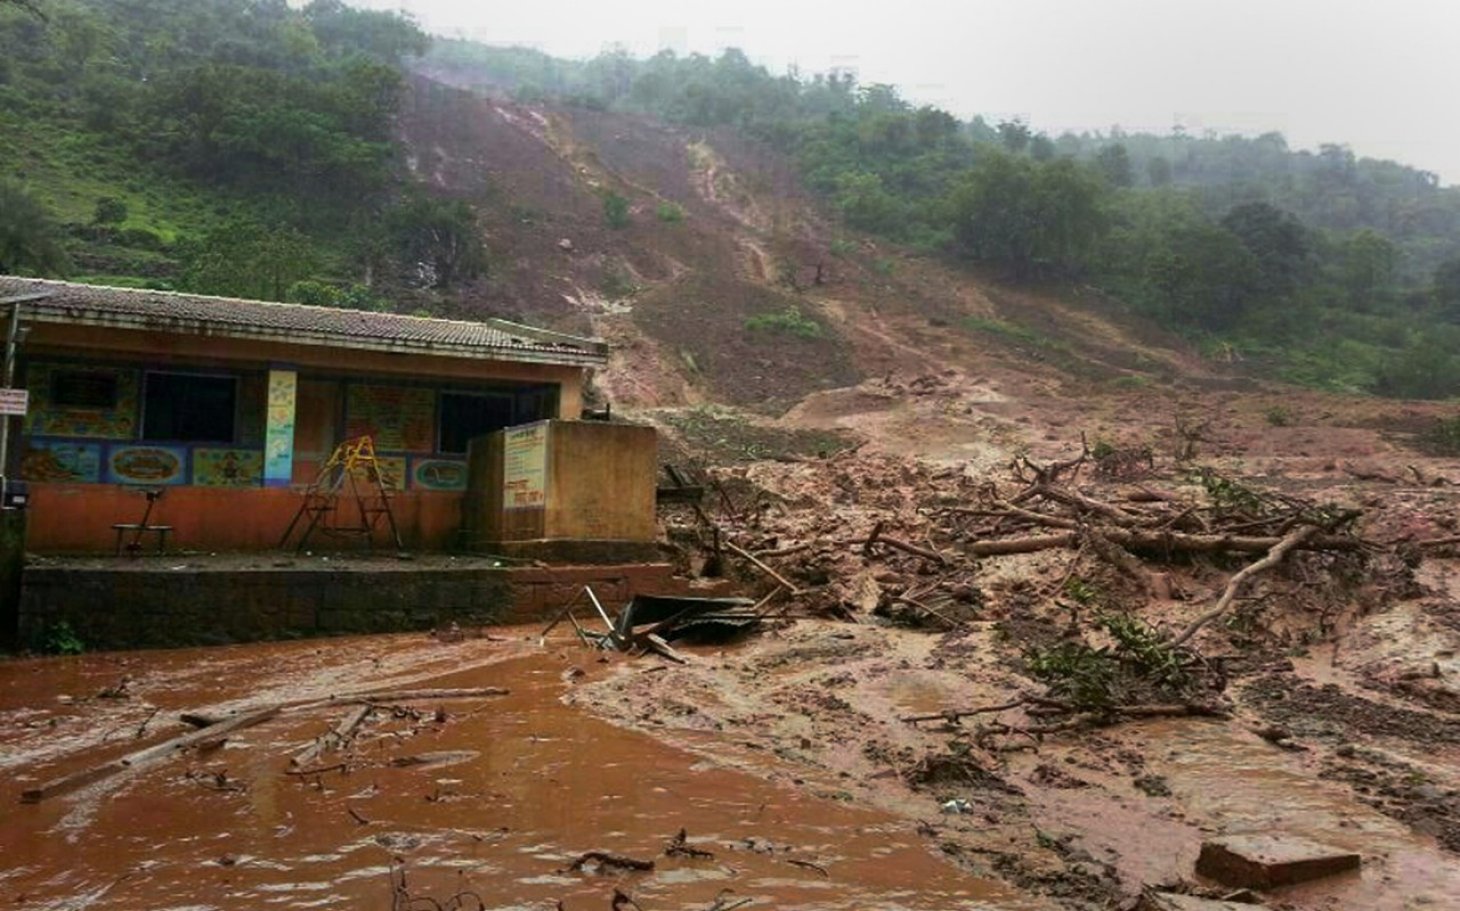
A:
[24,307,609,369]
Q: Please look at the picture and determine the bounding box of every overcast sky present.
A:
[361,0,1460,185]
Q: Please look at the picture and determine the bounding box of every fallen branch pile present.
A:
[680,444,1370,639]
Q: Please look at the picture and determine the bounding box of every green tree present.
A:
[180,220,319,301]
[1095,143,1133,187]
[1146,156,1172,187]
[950,152,1107,277]
[1340,229,1400,311]
[602,190,630,228]
[387,195,487,288]
[0,181,70,277]
[997,120,1031,154]
[1434,256,1460,319]
[1219,202,1311,301]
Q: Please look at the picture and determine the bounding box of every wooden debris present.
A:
[566,851,656,873]
[1169,525,1319,647]
[724,540,803,595]
[21,706,280,803]
[665,827,715,859]
[291,703,372,768]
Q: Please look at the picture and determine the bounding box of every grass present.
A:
[2,110,359,287]
[963,316,1057,348]
[744,305,824,339]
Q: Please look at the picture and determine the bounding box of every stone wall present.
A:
[17,562,680,650]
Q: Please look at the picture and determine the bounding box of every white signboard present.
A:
[0,388,27,417]
[503,422,548,510]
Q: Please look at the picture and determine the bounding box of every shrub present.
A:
[599,267,638,298]
[602,191,630,228]
[92,196,128,225]
[117,227,163,250]
[1265,405,1294,427]
[655,201,684,223]
[39,620,85,655]
[1425,415,1460,455]
[744,306,823,339]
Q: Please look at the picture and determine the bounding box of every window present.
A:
[438,392,514,454]
[51,370,119,409]
[143,372,237,442]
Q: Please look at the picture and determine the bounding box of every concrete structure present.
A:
[1195,834,1360,889]
[0,277,607,553]
[462,420,659,562]
[1139,894,1267,911]
[17,558,701,648]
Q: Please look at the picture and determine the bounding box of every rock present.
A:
[1195,834,1360,888]
[1138,893,1267,911]
[557,238,574,251]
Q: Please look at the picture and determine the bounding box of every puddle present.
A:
[0,648,1038,910]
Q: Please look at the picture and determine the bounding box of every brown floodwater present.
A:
[0,637,1039,910]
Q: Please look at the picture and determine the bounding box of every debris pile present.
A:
[681,442,1379,643]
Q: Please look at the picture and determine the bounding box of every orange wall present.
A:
[28,484,463,553]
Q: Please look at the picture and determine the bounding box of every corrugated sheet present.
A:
[0,277,606,365]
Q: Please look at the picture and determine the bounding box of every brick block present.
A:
[1196,834,1360,889]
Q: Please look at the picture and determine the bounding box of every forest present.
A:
[4,0,1460,397]
[0,0,483,307]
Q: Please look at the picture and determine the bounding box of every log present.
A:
[724,540,803,595]
[754,543,810,558]
[21,707,280,803]
[902,697,1028,724]
[1029,483,1143,526]
[642,633,690,665]
[567,851,656,872]
[291,703,371,768]
[967,527,1357,558]
[877,535,948,565]
[969,532,1078,556]
[863,521,884,555]
[1169,525,1320,647]
[329,687,509,706]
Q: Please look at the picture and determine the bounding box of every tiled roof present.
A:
[0,277,606,367]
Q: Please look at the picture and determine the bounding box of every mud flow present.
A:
[0,635,1033,910]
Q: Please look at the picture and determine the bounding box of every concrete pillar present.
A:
[264,368,297,487]
[0,509,24,647]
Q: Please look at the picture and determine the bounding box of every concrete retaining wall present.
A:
[18,561,680,650]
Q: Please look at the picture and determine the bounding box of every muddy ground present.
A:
[5,385,1460,910]
[5,71,1460,910]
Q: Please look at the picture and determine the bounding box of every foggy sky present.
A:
[362,0,1460,185]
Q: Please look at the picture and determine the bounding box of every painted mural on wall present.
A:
[106,444,188,485]
[24,364,139,439]
[411,458,468,491]
[345,384,436,453]
[264,370,297,484]
[348,455,407,492]
[193,449,264,487]
[20,440,103,483]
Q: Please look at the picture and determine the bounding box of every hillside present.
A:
[6,0,1460,415]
